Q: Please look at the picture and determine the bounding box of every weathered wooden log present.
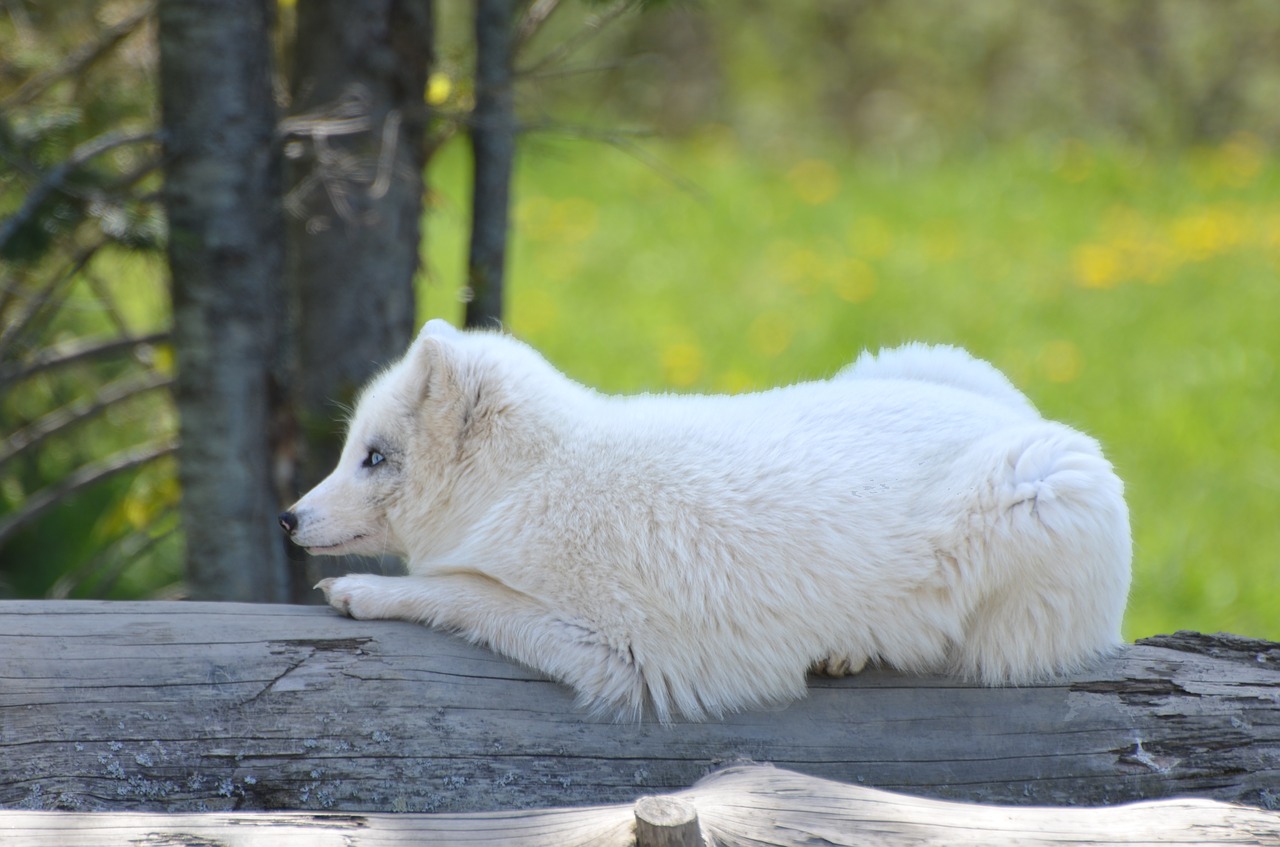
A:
[2,764,1278,846]
[1,600,1277,815]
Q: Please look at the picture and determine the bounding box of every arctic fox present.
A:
[280,320,1131,721]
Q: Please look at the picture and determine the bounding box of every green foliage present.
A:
[5,1,1278,644]
[420,133,1280,642]
[1,0,177,599]
[538,1,1280,150]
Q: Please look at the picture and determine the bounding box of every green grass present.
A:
[421,132,1280,642]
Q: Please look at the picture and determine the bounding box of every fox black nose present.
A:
[278,511,298,535]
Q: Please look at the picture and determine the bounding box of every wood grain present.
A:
[2,765,1277,846]
[2,601,1277,815]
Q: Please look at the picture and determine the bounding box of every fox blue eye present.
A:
[363,450,385,468]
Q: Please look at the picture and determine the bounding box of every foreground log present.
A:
[3,764,1278,847]
[1,600,1278,816]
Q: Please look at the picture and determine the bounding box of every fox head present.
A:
[279,320,575,561]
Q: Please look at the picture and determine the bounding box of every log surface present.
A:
[1,600,1278,814]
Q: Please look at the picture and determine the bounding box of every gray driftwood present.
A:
[2,765,1277,846]
[1,600,1278,817]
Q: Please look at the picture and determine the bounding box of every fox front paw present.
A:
[315,575,396,620]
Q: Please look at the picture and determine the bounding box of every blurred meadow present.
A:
[420,132,1280,641]
[2,1,1278,641]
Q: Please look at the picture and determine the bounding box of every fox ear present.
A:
[407,333,488,449]
[407,333,455,406]
[417,318,460,342]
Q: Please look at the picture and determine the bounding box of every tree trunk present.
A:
[465,0,519,329]
[284,0,433,599]
[156,0,289,602]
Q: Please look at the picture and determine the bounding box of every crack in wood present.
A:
[266,638,373,655]
[239,656,311,707]
[1138,631,1280,665]
[1070,676,1204,707]
[135,832,226,847]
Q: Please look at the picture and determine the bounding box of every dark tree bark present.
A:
[465,0,519,329]
[284,0,434,599]
[157,0,290,602]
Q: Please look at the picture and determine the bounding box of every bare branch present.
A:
[0,241,106,362]
[522,120,709,203]
[82,269,135,338]
[0,330,170,388]
[368,110,401,200]
[518,59,632,82]
[45,518,180,600]
[281,90,406,226]
[0,129,159,257]
[278,87,373,140]
[2,3,155,109]
[0,439,179,548]
[515,0,564,50]
[517,0,641,78]
[0,370,173,469]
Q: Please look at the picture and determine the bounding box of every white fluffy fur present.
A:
[283,321,1131,722]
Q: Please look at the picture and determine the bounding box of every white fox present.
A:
[280,321,1131,721]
